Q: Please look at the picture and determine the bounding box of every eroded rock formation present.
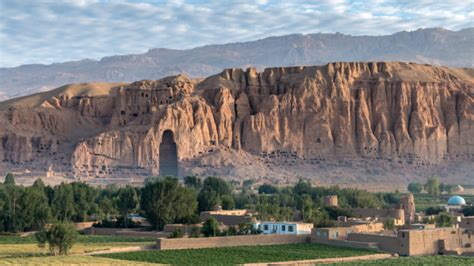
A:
[0,62,472,184]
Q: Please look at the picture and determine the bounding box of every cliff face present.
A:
[0,62,473,185]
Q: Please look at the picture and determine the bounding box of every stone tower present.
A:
[324,195,338,208]
[401,193,415,224]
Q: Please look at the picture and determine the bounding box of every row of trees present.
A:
[407,176,458,196]
[1,173,401,233]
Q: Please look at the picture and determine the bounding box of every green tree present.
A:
[324,206,354,220]
[425,206,446,215]
[221,194,235,210]
[298,194,313,222]
[313,209,333,228]
[383,218,396,230]
[407,182,423,194]
[198,177,232,211]
[183,176,202,190]
[117,185,139,225]
[436,213,454,228]
[141,177,197,230]
[425,176,440,196]
[201,217,219,237]
[258,184,278,194]
[4,173,15,185]
[52,183,75,222]
[293,180,313,195]
[36,222,78,255]
[2,175,23,232]
[242,179,255,188]
[462,206,474,217]
[71,182,98,222]
[21,179,51,230]
[98,197,116,221]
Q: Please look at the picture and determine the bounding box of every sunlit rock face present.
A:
[0,62,473,182]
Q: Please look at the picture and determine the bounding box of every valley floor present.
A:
[0,235,473,265]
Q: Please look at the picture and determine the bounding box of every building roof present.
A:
[447,195,466,206]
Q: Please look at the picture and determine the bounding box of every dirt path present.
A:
[243,253,393,265]
[84,245,155,255]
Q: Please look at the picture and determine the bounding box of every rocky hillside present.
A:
[0,62,473,187]
[1,28,473,100]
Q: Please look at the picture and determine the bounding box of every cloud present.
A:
[0,0,473,67]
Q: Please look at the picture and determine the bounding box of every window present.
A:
[282,225,286,231]
[288,225,294,232]
[263,225,269,231]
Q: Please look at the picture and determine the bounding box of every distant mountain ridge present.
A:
[1,27,473,100]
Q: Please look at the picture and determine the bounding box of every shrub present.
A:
[383,218,395,230]
[258,184,278,194]
[407,182,423,194]
[35,222,78,255]
[189,226,201,238]
[93,218,141,228]
[462,206,474,217]
[202,218,220,237]
[169,228,184,238]
[224,226,238,236]
[425,206,446,216]
[436,213,454,228]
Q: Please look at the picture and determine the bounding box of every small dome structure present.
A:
[447,195,466,206]
[453,185,464,193]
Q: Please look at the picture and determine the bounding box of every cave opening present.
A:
[159,130,178,177]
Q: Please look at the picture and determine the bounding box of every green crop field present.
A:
[97,243,378,265]
[414,194,474,212]
[325,255,474,265]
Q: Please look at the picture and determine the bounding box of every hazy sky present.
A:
[0,0,472,67]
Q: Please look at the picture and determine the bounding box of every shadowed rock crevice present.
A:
[159,130,178,177]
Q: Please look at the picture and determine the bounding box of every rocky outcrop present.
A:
[0,62,473,184]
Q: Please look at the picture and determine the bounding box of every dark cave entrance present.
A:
[159,130,178,177]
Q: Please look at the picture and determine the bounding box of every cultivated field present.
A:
[325,255,474,265]
[97,243,378,265]
[414,194,474,212]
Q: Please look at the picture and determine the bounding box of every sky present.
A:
[0,0,473,67]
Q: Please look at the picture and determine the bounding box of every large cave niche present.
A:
[159,130,178,177]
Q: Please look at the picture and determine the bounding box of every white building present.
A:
[253,221,313,235]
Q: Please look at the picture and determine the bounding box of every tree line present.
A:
[1,173,401,233]
[407,176,460,196]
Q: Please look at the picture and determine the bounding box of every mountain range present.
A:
[0,27,473,101]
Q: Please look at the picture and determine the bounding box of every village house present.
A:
[199,207,256,226]
[253,221,314,235]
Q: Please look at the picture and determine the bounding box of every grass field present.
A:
[97,243,378,265]
[0,255,157,265]
[0,235,156,260]
[325,255,474,265]
[0,234,157,244]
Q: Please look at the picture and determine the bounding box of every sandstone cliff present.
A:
[0,62,473,186]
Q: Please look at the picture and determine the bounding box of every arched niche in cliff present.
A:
[159,130,178,177]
